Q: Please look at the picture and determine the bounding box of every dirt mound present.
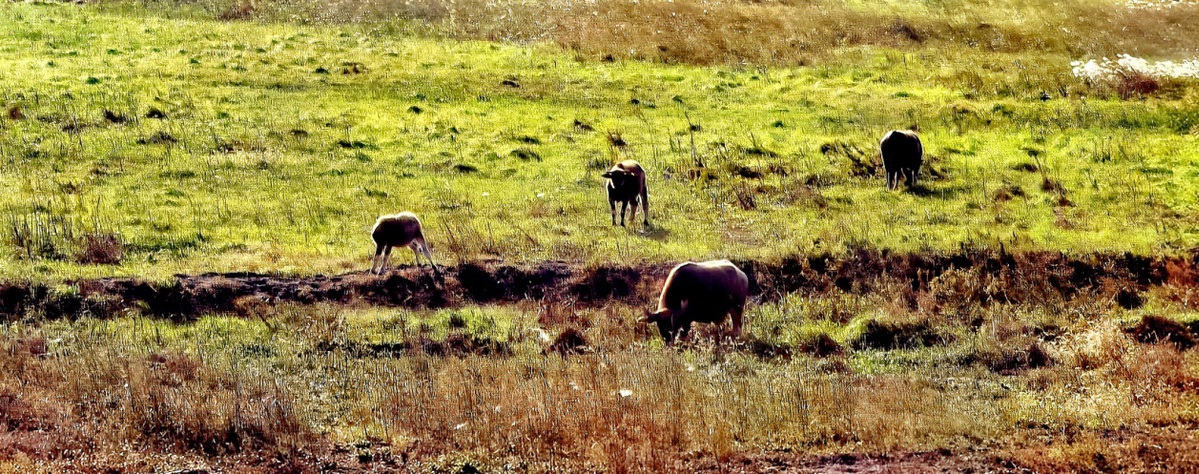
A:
[2,248,1199,321]
[852,319,952,350]
[548,327,590,355]
[1128,315,1196,350]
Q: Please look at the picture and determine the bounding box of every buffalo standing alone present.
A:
[880,130,924,190]
[643,260,749,344]
[602,160,650,229]
[369,212,439,276]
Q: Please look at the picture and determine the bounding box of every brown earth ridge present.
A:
[1,248,1192,321]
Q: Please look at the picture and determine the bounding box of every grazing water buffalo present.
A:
[602,160,649,229]
[370,212,438,276]
[643,260,749,344]
[880,130,923,190]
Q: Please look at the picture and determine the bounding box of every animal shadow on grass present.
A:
[638,225,670,240]
[906,183,968,199]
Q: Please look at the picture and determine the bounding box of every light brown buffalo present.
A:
[643,260,749,343]
[370,212,438,276]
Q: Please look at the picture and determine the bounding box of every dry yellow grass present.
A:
[175,0,1199,66]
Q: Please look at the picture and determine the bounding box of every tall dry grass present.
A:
[2,295,1197,471]
[0,335,311,468]
[358,352,990,464]
[140,0,1199,65]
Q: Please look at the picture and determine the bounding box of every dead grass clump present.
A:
[974,340,1054,375]
[137,131,178,145]
[1009,426,1199,473]
[145,351,204,386]
[573,119,594,132]
[0,390,45,432]
[126,356,309,455]
[778,182,827,209]
[1128,315,1195,351]
[102,109,128,124]
[531,298,589,330]
[218,0,256,20]
[1129,344,1199,395]
[926,267,989,312]
[363,350,988,467]
[1059,321,1132,371]
[745,337,793,360]
[75,232,123,265]
[1115,287,1144,310]
[797,333,843,357]
[429,332,512,357]
[509,147,541,162]
[1116,70,1162,100]
[821,140,877,177]
[993,183,1025,202]
[732,182,757,210]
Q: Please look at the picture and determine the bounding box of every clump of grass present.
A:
[7,212,76,261]
[137,130,178,145]
[75,232,124,265]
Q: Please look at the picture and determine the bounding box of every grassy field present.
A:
[2,1,1199,279]
[3,0,1199,472]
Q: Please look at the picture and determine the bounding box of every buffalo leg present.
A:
[619,200,628,227]
[371,243,385,274]
[409,243,423,269]
[609,198,617,225]
[730,307,744,339]
[909,168,919,187]
[628,200,638,229]
[413,239,441,276]
[378,245,393,274]
[640,190,650,227]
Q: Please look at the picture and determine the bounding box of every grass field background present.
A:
[2,1,1198,280]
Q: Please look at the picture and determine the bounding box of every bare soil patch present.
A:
[2,248,1198,321]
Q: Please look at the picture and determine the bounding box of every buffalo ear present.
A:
[601,171,614,179]
[644,309,669,322]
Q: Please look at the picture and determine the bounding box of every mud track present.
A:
[2,249,1197,321]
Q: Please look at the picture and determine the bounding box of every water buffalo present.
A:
[880,130,923,190]
[602,160,649,229]
[643,260,749,344]
[370,212,439,276]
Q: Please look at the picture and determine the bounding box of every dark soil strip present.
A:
[2,248,1197,321]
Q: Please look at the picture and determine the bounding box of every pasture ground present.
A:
[2,1,1199,472]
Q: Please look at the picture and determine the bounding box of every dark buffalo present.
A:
[602,160,649,228]
[880,130,923,190]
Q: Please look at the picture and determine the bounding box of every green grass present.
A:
[2,3,1198,280]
